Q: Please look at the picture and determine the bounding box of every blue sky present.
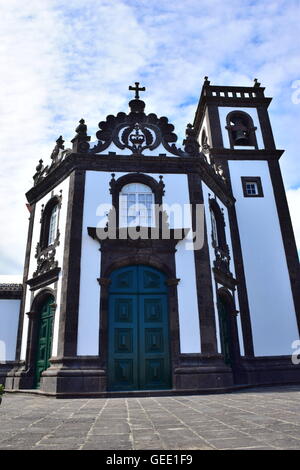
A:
[0,0,299,275]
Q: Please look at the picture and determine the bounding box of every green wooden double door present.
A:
[34,295,54,389]
[108,265,171,391]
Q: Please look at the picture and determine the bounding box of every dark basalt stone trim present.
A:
[49,356,103,368]
[57,170,86,357]
[268,160,300,333]
[187,173,218,354]
[209,148,283,160]
[206,105,223,147]
[26,267,61,291]
[212,268,237,290]
[256,106,276,150]
[15,203,36,361]
[88,226,189,242]
[0,291,22,300]
[205,96,272,108]
[0,283,23,291]
[25,153,234,208]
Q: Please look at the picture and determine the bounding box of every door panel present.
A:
[217,298,232,365]
[139,294,170,389]
[35,296,54,388]
[108,295,138,390]
[108,266,171,391]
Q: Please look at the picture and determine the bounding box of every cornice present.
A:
[26,152,235,207]
[209,148,284,160]
[0,283,23,299]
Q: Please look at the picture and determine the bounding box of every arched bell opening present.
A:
[226,111,258,149]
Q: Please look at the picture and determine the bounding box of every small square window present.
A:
[245,182,258,195]
[241,177,264,197]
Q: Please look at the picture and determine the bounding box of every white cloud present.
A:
[0,0,300,273]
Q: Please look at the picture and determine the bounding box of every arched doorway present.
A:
[34,294,55,388]
[108,265,171,391]
[217,290,240,367]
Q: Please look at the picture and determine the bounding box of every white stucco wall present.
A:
[20,176,70,360]
[77,171,113,355]
[0,299,20,361]
[218,107,264,150]
[229,160,298,356]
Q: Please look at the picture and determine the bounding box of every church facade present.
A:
[1,79,300,396]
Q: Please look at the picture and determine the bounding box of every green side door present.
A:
[217,297,232,365]
[34,296,54,388]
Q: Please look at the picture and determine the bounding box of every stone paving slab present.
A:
[0,385,300,450]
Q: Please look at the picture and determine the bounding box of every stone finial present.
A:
[109,173,116,194]
[36,159,44,172]
[50,135,65,163]
[183,123,200,155]
[158,175,165,197]
[71,119,91,153]
[33,159,44,185]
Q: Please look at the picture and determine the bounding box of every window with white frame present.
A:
[119,183,154,227]
[241,177,264,198]
[48,204,58,245]
[245,182,258,196]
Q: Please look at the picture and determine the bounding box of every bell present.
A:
[233,129,249,145]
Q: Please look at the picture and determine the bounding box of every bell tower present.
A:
[193,77,300,360]
[193,76,277,152]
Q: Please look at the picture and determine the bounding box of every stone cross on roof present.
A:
[129,82,146,99]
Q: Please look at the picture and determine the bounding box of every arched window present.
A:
[48,204,58,245]
[209,199,227,250]
[226,111,257,149]
[40,197,61,249]
[110,173,165,229]
[119,183,154,227]
[209,198,231,276]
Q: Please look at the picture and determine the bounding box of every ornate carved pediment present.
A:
[90,103,184,157]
